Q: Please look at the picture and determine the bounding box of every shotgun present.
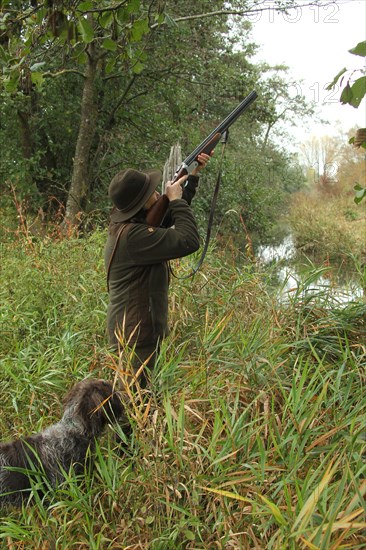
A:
[146,90,258,227]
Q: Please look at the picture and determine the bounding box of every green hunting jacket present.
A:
[104,195,200,349]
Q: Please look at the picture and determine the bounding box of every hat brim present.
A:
[110,169,162,222]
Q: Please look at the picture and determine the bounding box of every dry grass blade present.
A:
[293,460,337,532]
[339,479,366,518]
[199,485,254,506]
[305,425,345,452]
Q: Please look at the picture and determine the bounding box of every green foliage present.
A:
[0,0,315,234]
[349,40,366,57]
[0,0,165,218]
[340,75,366,109]
[328,41,366,110]
[0,230,365,547]
[0,73,81,207]
[191,135,304,245]
[327,40,366,206]
[354,182,366,204]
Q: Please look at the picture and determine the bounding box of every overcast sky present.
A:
[249,0,366,144]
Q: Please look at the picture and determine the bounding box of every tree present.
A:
[300,135,342,189]
[0,0,338,226]
[1,0,164,225]
[255,65,316,151]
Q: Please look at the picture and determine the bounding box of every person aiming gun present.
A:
[104,153,211,387]
[104,91,257,387]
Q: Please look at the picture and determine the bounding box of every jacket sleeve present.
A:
[126,199,200,265]
[182,174,199,205]
[161,174,199,228]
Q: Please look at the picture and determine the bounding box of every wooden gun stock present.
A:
[145,165,188,226]
[145,194,170,226]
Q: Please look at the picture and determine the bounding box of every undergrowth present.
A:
[0,229,365,549]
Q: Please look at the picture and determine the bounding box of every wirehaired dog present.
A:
[0,379,127,507]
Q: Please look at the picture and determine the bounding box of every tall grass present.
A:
[0,230,365,548]
[288,191,366,263]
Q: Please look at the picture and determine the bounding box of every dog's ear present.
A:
[107,389,126,420]
[62,380,85,408]
[91,381,124,421]
[63,379,125,435]
[63,379,110,408]
[81,380,123,433]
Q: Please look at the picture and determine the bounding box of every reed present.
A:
[1,231,365,548]
[288,191,366,263]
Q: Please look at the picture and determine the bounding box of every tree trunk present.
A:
[63,42,98,228]
[162,143,182,191]
[17,104,41,199]
[17,108,33,160]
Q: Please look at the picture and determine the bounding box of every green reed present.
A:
[0,231,365,548]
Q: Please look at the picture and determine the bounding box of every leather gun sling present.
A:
[106,223,129,292]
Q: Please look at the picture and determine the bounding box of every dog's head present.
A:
[63,379,126,436]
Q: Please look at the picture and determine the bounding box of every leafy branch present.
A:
[327,40,366,203]
[327,41,366,109]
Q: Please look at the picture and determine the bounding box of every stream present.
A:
[256,235,364,304]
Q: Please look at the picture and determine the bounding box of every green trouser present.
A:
[114,342,159,449]
[130,342,159,389]
[112,340,160,388]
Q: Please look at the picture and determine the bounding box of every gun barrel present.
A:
[183,90,257,165]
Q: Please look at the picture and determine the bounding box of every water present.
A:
[256,235,364,304]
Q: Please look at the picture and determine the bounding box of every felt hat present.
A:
[108,168,162,222]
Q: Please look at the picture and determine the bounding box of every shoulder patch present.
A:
[147,227,155,233]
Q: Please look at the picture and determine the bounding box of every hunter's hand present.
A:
[165,174,188,201]
[191,152,212,175]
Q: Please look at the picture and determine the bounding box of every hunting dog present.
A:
[0,378,127,507]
